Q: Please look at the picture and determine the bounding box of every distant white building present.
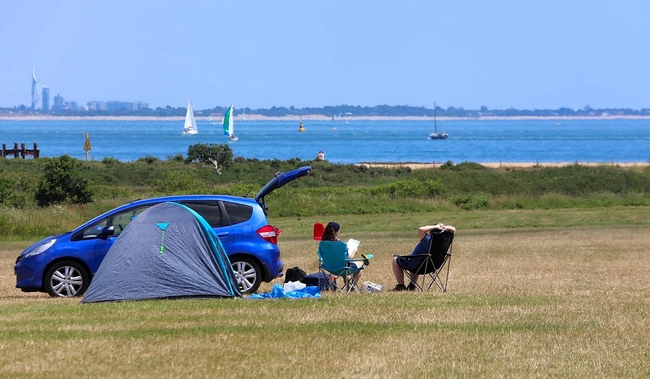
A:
[31,66,40,110]
[87,101,107,111]
[42,87,50,111]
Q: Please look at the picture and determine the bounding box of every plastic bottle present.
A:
[363,281,385,292]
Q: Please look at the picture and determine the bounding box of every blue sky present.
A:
[1,0,649,110]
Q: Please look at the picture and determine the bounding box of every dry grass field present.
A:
[1,222,649,378]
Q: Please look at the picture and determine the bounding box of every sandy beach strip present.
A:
[359,162,649,169]
[2,114,650,122]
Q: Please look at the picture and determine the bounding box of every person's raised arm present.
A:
[418,223,456,239]
[418,224,442,239]
[441,224,456,233]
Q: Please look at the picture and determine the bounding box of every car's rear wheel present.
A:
[44,261,90,298]
[231,256,262,294]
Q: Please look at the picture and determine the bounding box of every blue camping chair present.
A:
[317,240,366,293]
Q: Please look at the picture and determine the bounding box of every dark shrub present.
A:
[455,161,487,170]
[101,157,121,165]
[35,155,93,207]
[0,172,12,204]
[137,156,160,164]
[439,160,459,171]
[185,143,233,169]
[167,154,185,162]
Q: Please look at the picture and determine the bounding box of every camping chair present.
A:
[313,222,324,240]
[394,229,455,292]
[317,241,365,293]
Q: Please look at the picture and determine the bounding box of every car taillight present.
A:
[257,225,279,245]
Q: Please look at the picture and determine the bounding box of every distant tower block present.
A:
[31,66,41,110]
[42,86,50,111]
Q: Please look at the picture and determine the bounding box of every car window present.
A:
[223,201,253,225]
[111,205,153,237]
[180,201,223,227]
[81,219,109,239]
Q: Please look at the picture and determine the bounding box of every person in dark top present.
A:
[391,223,456,291]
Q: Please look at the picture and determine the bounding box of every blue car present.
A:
[14,166,311,297]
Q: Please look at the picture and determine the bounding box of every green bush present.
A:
[456,161,487,170]
[137,156,161,164]
[0,172,12,204]
[1,157,650,214]
[451,193,491,210]
[35,155,94,207]
[366,179,445,198]
[101,157,121,165]
[185,143,233,169]
[155,171,209,193]
[167,154,185,162]
[439,160,458,170]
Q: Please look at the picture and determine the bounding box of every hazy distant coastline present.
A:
[3,114,650,122]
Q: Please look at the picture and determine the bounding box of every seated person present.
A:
[319,221,364,279]
[391,223,456,291]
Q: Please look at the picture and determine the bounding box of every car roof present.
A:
[125,194,259,207]
[71,165,311,233]
[73,194,258,233]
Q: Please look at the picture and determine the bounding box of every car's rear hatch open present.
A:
[255,166,311,210]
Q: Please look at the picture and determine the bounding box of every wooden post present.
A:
[13,143,19,158]
[33,143,39,158]
[83,133,92,161]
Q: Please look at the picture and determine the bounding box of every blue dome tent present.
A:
[82,202,241,303]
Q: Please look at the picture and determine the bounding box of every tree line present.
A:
[2,104,650,118]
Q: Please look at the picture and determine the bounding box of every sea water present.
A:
[0,119,648,163]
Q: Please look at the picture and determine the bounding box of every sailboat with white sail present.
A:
[223,104,238,141]
[182,100,198,135]
[428,102,448,140]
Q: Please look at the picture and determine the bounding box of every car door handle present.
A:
[217,232,229,237]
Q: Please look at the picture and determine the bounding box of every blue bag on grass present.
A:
[301,272,335,291]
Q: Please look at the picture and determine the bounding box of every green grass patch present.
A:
[1,217,649,377]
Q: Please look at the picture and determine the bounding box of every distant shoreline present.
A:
[2,114,650,122]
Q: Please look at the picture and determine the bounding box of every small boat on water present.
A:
[182,100,198,135]
[299,119,305,132]
[223,104,238,141]
[428,102,448,140]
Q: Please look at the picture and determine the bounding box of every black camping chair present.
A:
[394,229,455,292]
